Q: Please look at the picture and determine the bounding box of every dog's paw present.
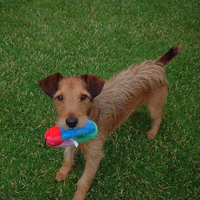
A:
[72,195,85,200]
[146,131,157,139]
[55,171,67,182]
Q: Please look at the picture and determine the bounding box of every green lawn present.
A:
[1,0,199,199]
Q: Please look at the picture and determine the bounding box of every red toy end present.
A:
[44,126,64,147]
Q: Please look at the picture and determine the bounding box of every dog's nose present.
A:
[66,117,78,128]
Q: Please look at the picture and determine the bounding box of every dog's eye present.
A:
[56,95,63,101]
[80,95,87,101]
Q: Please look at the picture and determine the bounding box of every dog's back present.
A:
[91,47,182,135]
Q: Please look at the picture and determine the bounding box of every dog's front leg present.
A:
[72,143,104,200]
[55,146,78,182]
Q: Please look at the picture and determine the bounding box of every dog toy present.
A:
[44,120,98,148]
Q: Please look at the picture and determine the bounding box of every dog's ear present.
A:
[39,73,63,98]
[81,74,105,100]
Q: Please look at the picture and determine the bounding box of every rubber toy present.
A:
[44,120,98,148]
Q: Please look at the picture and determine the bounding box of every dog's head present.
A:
[39,73,104,129]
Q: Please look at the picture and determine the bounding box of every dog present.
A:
[39,47,182,200]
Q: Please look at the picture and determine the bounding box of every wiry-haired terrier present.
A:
[39,47,182,200]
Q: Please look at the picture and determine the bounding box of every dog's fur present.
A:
[39,47,182,200]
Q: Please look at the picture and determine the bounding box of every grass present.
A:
[1,0,199,199]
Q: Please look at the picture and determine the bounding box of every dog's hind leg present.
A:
[55,146,78,182]
[146,86,168,139]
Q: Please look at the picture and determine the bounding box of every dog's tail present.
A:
[155,47,182,67]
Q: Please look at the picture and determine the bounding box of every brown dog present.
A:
[39,47,182,200]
